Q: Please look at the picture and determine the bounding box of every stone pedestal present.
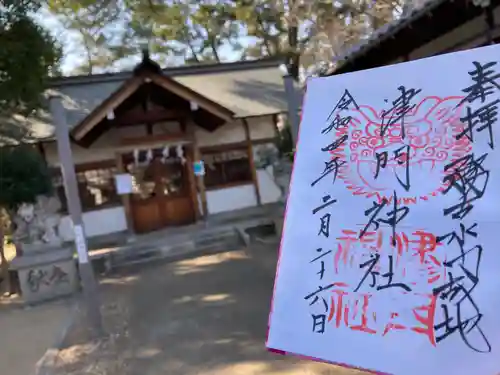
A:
[10,247,78,304]
[21,241,62,255]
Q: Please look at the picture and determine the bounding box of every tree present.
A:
[0,0,60,294]
[0,146,53,212]
[46,0,243,72]
[227,0,395,79]
[46,0,416,78]
[0,146,53,294]
[123,0,241,64]
[47,0,121,74]
[1,0,61,120]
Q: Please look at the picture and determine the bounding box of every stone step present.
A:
[110,239,243,270]
[108,230,243,270]
[111,228,235,256]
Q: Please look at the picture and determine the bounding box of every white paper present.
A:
[114,173,134,195]
[267,44,500,375]
[73,224,89,264]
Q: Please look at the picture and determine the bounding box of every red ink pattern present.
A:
[327,228,444,346]
[331,96,472,203]
[327,285,438,346]
[335,228,446,285]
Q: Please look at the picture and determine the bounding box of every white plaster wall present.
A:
[42,125,148,165]
[201,184,257,214]
[194,115,277,148]
[247,116,277,140]
[195,120,246,147]
[253,142,282,205]
[43,139,115,166]
[257,167,282,204]
[58,206,127,240]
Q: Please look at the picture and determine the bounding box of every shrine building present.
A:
[18,54,293,239]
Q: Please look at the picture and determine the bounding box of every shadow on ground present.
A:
[50,246,366,375]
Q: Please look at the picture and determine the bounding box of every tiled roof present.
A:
[12,58,299,143]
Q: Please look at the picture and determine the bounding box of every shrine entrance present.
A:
[66,52,235,235]
[123,145,197,233]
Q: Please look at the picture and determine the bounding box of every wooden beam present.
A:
[111,107,186,128]
[115,152,135,235]
[199,137,277,154]
[243,119,261,206]
[148,74,233,122]
[188,124,208,217]
[74,159,116,173]
[72,76,144,141]
[185,146,200,220]
[119,132,187,147]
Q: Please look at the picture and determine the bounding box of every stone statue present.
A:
[253,144,293,236]
[10,194,78,304]
[13,195,63,249]
[254,144,293,203]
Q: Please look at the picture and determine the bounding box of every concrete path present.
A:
[50,245,366,375]
[0,298,72,375]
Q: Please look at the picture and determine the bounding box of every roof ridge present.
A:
[50,57,283,87]
[329,0,449,74]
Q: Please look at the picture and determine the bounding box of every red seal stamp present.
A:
[331,96,472,204]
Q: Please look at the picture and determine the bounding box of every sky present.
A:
[34,7,248,76]
[33,1,386,77]
[34,8,84,75]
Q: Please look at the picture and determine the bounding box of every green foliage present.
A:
[47,0,120,74]
[0,146,53,210]
[125,0,241,63]
[0,0,61,116]
[45,0,407,75]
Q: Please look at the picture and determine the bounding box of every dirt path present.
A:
[0,298,72,375]
[51,248,366,375]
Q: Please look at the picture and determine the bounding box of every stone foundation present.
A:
[10,247,78,304]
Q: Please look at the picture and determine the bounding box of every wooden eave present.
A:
[70,71,234,146]
[331,0,498,75]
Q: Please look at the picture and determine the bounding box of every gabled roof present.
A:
[70,61,235,144]
[51,57,289,121]
[18,58,292,143]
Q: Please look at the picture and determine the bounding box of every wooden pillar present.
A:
[283,73,300,147]
[485,3,495,45]
[50,94,103,335]
[271,113,280,138]
[37,142,47,164]
[185,145,200,220]
[243,118,262,205]
[188,124,208,217]
[115,151,135,236]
